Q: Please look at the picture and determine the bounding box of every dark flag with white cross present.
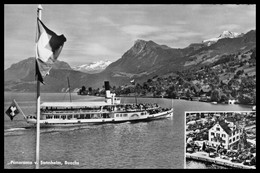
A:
[5,100,20,121]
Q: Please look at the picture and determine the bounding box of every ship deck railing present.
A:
[40,106,166,114]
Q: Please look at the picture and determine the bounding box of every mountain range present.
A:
[4,29,256,92]
[72,60,112,74]
[202,31,243,46]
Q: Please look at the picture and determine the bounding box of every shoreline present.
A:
[186,152,255,169]
[4,91,254,107]
[75,93,254,106]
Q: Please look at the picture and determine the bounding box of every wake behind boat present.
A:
[25,81,173,127]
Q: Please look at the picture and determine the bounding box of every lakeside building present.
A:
[228,99,236,104]
[208,119,242,149]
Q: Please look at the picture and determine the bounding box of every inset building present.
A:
[208,119,242,149]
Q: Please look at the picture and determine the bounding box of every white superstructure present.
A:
[25,81,173,127]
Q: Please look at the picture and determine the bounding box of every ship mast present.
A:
[67,77,72,102]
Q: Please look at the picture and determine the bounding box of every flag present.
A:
[35,18,66,83]
[130,79,135,85]
[5,100,20,121]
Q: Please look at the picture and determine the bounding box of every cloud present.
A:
[246,6,256,18]
[186,5,204,11]
[146,31,202,42]
[83,43,119,56]
[225,4,241,8]
[121,25,160,38]
[149,31,203,48]
[172,31,203,38]
[174,21,187,25]
[96,16,118,27]
[5,5,256,68]
[61,41,122,66]
[120,24,203,44]
[218,24,240,31]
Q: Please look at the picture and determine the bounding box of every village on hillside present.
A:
[79,48,256,106]
[185,111,256,169]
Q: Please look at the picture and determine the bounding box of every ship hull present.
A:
[26,109,173,128]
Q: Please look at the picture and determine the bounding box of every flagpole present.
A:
[35,4,42,169]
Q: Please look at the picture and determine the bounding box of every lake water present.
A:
[4,92,252,169]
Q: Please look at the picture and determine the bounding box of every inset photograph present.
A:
[185,111,256,169]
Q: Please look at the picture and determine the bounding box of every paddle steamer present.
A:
[26,81,173,127]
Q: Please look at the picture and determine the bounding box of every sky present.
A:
[4,4,256,69]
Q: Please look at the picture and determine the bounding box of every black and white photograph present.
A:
[4,4,255,169]
[185,111,256,169]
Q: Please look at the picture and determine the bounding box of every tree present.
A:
[240,77,255,94]
[88,87,92,93]
[211,89,220,102]
[253,94,256,105]
[250,48,256,59]
[115,86,122,95]
[112,86,116,92]
[166,85,177,98]
[141,89,147,96]
[238,94,253,105]
[123,87,131,95]
[142,82,149,90]
[185,89,192,98]
[183,81,190,89]
[79,86,86,94]
[231,89,238,98]
[135,83,142,95]
[236,70,244,76]
[147,78,152,83]
[219,94,228,103]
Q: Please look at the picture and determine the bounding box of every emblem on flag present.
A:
[35,18,66,83]
[5,100,20,121]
